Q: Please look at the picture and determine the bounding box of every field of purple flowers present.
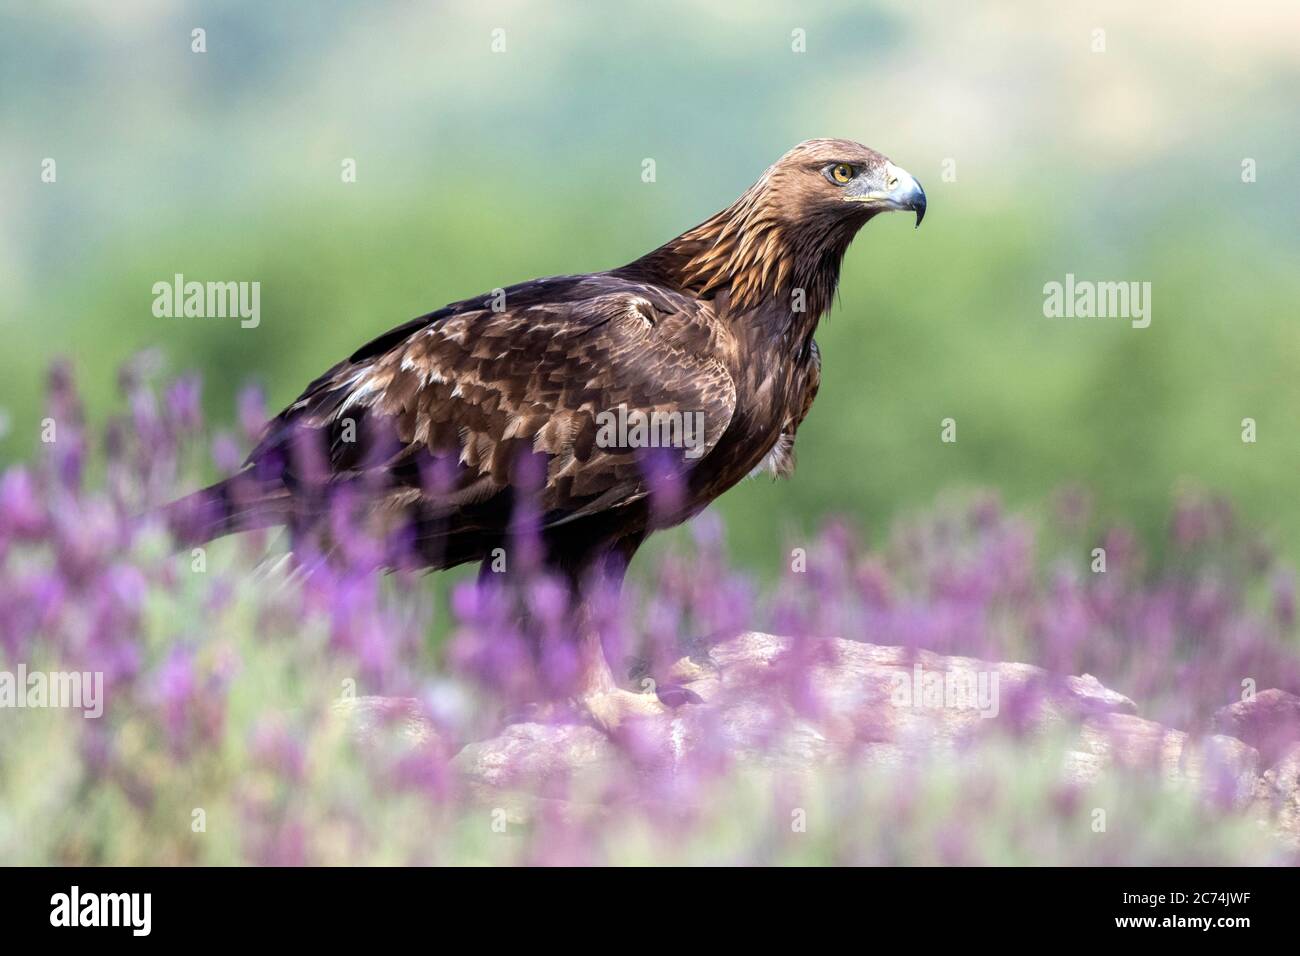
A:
[1,359,1297,865]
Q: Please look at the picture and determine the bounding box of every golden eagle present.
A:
[168,139,925,725]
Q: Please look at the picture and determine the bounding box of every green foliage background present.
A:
[3,0,1298,571]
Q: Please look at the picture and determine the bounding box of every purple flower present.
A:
[237,384,267,442]
[4,354,1299,865]
[165,374,203,434]
[0,467,46,540]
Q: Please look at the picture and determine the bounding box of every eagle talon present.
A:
[576,687,670,734]
[624,649,720,707]
[652,682,704,708]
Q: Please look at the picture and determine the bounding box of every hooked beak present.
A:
[846,161,927,227]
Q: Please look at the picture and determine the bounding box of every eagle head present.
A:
[630,138,925,316]
[763,138,926,229]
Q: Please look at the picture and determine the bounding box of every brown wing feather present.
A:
[247,275,736,545]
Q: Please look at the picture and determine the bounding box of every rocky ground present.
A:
[338,632,1300,849]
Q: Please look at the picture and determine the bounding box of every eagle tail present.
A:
[161,472,295,547]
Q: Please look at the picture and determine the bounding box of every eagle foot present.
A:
[624,650,721,706]
[576,686,672,734]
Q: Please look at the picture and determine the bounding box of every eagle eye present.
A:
[827,163,855,185]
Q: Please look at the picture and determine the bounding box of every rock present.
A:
[1075,713,1260,809]
[667,632,1139,761]
[336,633,1300,846]
[1212,689,1300,766]
[1257,744,1300,849]
[452,721,619,790]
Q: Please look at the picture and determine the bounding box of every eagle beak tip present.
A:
[883,162,926,229]
[903,177,926,229]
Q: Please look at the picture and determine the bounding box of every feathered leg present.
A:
[559,532,681,732]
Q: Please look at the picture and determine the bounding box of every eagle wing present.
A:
[248,275,737,543]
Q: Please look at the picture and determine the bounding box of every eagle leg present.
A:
[571,610,669,732]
